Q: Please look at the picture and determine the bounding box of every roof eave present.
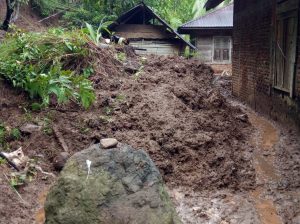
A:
[178,27,232,35]
[180,26,232,30]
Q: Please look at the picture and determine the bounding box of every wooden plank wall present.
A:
[115,24,175,39]
[130,40,180,56]
[194,36,213,62]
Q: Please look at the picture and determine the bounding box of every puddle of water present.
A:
[253,151,280,181]
[249,114,279,151]
[251,187,282,224]
[35,188,49,224]
[249,113,282,224]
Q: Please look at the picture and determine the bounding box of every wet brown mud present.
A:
[249,113,282,224]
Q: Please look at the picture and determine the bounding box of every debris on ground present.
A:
[0,147,28,170]
[45,143,180,224]
[20,123,42,135]
[2,42,300,223]
[0,46,258,223]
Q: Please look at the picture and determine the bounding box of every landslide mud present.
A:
[85,55,256,190]
[0,51,262,223]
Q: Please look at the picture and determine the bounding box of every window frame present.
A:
[212,36,232,64]
[272,0,299,97]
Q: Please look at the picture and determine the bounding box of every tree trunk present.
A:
[11,2,20,23]
[1,0,16,31]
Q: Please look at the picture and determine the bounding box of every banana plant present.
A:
[85,19,112,46]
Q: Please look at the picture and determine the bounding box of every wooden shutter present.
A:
[214,49,221,61]
[274,1,298,96]
[223,49,230,60]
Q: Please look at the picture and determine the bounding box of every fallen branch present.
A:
[35,166,56,178]
[38,11,64,23]
[0,152,20,171]
[3,173,27,204]
[53,125,69,153]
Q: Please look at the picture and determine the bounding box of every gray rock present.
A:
[123,61,141,74]
[100,138,118,149]
[45,144,180,224]
[19,123,42,134]
[53,152,70,171]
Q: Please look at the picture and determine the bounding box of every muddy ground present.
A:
[0,37,300,224]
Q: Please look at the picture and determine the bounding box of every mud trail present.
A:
[171,76,300,224]
[249,113,282,224]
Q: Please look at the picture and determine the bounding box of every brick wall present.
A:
[296,3,300,98]
[232,0,300,128]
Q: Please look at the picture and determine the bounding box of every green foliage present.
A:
[42,117,53,135]
[103,106,113,116]
[0,123,6,147]
[0,122,22,149]
[63,8,116,27]
[0,157,7,165]
[9,163,37,188]
[116,52,126,62]
[31,0,195,28]
[115,94,126,103]
[31,0,69,17]
[10,173,27,188]
[85,22,102,45]
[193,0,233,18]
[133,66,144,81]
[10,128,21,140]
[84,21,111,45]
[0,29,95,109]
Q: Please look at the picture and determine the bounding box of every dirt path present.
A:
[249,112,282,224]
[171,100,300,224]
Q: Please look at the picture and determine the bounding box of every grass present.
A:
[0,28,96,109]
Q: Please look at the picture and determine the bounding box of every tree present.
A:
[1,0,16,31]
[192,0,233,19]
[1,0,27,31]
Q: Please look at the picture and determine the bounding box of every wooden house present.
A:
[108,3,195,56]
[178,3,233,65]
[205,0,300,128]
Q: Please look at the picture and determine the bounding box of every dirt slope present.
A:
[0,48,256,223]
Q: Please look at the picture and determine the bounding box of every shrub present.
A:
[0,29,95,109]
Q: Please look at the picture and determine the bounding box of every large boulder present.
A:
[45,143,180,224]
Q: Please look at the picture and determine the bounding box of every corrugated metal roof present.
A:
[180,3,233,29]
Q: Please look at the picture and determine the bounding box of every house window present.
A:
[273,1,298,96]
[213,36,231,63]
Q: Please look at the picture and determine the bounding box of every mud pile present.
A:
[85,54,256,191]
[0,50,256,192]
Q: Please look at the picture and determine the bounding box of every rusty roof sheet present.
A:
[180,3,233,29]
